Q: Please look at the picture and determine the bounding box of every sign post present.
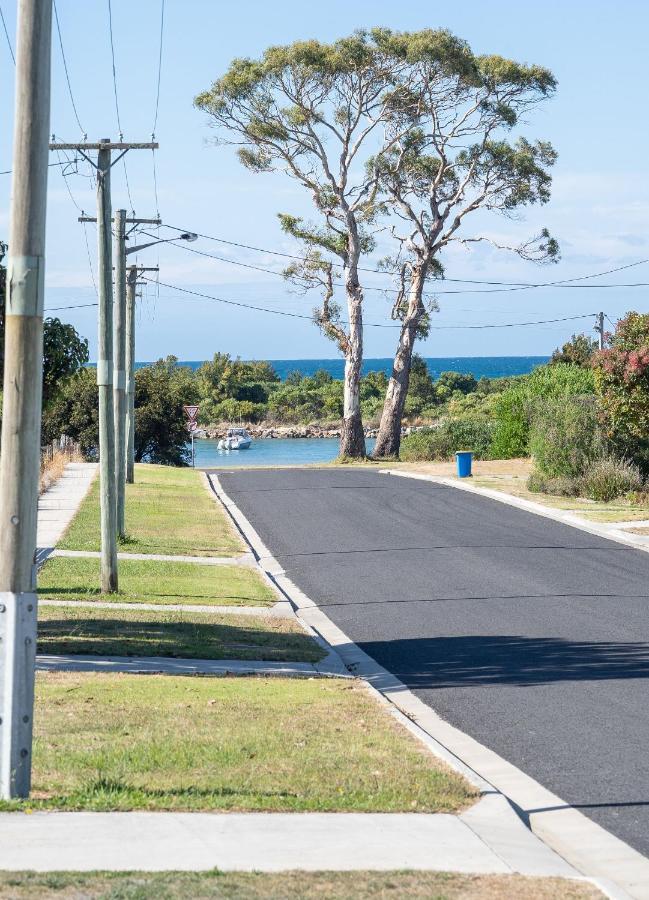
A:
[183,405,200,468]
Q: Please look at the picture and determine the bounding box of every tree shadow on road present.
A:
[357,634,649,688]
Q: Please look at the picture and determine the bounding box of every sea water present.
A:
[195,436,376,468]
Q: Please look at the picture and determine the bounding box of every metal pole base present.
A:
[0,592,37,799]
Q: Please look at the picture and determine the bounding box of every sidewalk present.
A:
[36,462,97,560]
[0,796,579,879]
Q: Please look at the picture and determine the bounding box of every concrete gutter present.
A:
[209,472,647,900]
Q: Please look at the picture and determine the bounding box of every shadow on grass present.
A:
[37,616,323,662]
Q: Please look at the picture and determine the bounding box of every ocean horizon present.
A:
[127,356,550,381]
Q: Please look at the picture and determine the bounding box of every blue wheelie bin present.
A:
[455,450,473,478]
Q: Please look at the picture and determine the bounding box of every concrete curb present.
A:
[209,472,646,900]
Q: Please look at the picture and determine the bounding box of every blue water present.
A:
[194,437,375,468]
[135,356,548,381]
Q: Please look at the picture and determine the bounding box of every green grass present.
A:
[37,605,324,662]
[60,465,243,557]
[38,557,275,608]
[0,871,603,900]
[5,673,475,813]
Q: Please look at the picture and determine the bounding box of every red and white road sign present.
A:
[186,420,198,433]
[183,404,200,422]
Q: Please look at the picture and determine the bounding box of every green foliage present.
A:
[551,333,598,367]
[490,364,596,458]
[42,317,89,408]
[196,353,279,422]
[42,368,99,457]
[592,312,649,472]
[134,357,198,466]
[526,471,581,497]
[267,371,343,423]
[578,457,643,502]
[400,418,495,461]
[529,396,604,479]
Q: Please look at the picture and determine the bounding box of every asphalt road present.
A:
[213,466,649,857]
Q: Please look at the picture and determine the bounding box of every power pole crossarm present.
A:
[0,0,53,800]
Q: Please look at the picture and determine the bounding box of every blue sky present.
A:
[1,0,647,361]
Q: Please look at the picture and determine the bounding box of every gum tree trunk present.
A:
[339,235,366,459]
[373,268,426,459]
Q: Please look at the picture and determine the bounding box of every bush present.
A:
[578,457,643,502]
[527,470,581,496]
[400,417,495,461]
[529,396,604,479]
[491,363,596,458]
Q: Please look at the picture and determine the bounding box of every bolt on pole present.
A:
[0,0,53,799]
[113,210,127,535]
[97,143,118,592]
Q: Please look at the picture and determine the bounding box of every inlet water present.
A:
[194,437,376,468]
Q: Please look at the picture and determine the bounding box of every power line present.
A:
[133,277,597,330]
[106,0,134,212]
[152,0,165,135]
[160,223,649,290]
[147,232,649,297]
[53,0,84,135]
[0,158,81,176]
[0,1,14,65]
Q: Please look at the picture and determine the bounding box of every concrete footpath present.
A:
[0,797,585,881]
[36,462,97,560]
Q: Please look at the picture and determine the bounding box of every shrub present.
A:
[491,363,596,458]
[529,396,604,478]
[578,457,643,502]
[400,417,494,461]
[527,470,580,496]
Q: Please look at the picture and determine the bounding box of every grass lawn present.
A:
[37,605,324,662]
[399,459,649,524]
[59,465,243,557]
[38,557,275,608]
[0,871,603,899]
[3,672,475,813]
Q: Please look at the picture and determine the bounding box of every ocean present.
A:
[134,356,549,381]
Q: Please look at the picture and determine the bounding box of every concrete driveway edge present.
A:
[208,473,644,899]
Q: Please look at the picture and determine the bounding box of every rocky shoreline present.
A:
[200,422,417,440]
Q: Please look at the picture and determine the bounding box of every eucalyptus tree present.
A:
[195,34,416,457]
[369,31,559,457]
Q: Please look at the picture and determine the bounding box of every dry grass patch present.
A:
[60,464,242,557]
[37,605,324,662]
[0,871,603,899]
[38,556,275,608]
[1,672,475,813]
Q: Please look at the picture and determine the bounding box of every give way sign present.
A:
[183,405,200,422]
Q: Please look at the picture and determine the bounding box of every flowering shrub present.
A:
[592,312,649,471]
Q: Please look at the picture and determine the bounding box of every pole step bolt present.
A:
[10,515,19,525]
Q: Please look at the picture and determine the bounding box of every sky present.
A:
[0,0,648,362]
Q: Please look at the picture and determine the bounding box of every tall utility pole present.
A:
[96,141,118,592]
[0,0,53,800]
[125,263,158,483]
[595,311,605,350]
[113,210,127,537]
[51,141,158,593]
[125,264,137,484]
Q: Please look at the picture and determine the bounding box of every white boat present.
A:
[217,427,253,450]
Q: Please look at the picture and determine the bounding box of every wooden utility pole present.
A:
[113,209,127,536]
[125,264,137,483]
[94,141,118,591]
[595,311,605,350]
[124,263,159,483]
[0,0,52,799]
[51,141,158,592]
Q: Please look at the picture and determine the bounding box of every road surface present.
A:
[212,467,649,857]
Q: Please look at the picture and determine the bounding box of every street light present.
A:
[125,230,197,256]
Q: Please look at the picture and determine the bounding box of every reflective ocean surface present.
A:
[195,436,376,468]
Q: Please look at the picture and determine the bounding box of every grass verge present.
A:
[37,605,324,662]
[59,464,242,557]
[4,672,475,813]
[38,557,275,608]
[398,459,649,524]
[0,871,603,899]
